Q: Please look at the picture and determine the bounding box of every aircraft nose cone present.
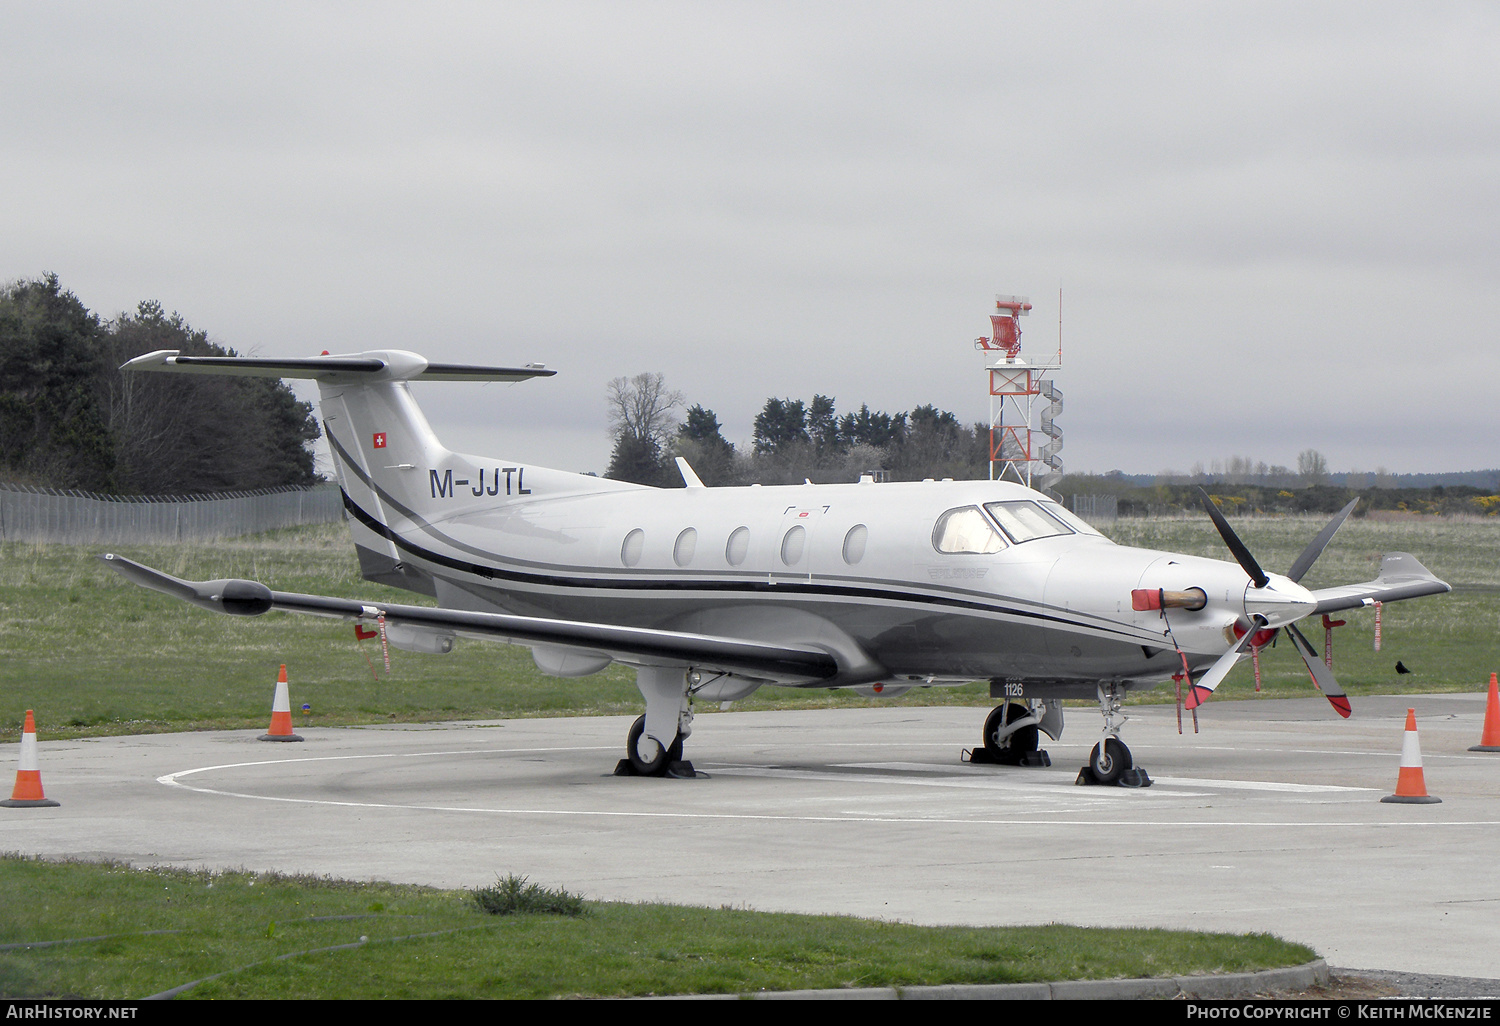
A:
[1243,575,1317,626]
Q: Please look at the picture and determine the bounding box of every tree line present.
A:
[601,372,1500,519]
[1,274,320,494]
[1057,472,1500,518]
[603,372,992,487]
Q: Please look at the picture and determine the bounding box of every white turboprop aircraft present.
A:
[102,349,1451,785]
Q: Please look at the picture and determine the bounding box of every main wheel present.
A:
[1089,738,1132,785]
[983,703,1040,765]
[627,715,674,776]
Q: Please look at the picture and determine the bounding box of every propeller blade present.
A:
[1282,623,1352,718]
[1286,498,1360,584]
[1197,487,1270,588]
[1183,617,1263,709]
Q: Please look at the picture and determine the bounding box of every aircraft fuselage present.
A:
[341,465,1272,698]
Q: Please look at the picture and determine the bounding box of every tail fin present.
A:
[120,349,621,592]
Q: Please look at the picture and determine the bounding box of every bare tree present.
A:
[606,372,684,448]
[1297,449,1330,487]
[604,372,685,486]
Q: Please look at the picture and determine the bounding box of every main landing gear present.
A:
[970,702,1051,766]
[614,666,701,778]
[1075,683,1151,788]
[621,714,689,775]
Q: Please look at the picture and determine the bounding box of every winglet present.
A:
[99,553,273,616]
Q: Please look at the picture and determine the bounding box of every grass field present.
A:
[0,855,1316,999]
[1,515,1495,743]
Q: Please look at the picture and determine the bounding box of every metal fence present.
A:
[1070,493,1119,524]
[0,482,343,544]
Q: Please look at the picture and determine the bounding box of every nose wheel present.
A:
[1086,738,1130,784]
[1075,685,1152,787]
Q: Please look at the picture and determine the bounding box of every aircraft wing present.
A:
[1309,552,1452,614]
[100,554,839,685]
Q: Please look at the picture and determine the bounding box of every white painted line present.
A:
[153,750,1498,827]
[155,744,616,785]
[716,763,1206,798]
[1148,776,1379,793]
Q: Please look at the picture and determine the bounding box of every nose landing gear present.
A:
[1075,683,1151,787]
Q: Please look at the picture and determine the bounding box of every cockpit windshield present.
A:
[983,500,1076,543]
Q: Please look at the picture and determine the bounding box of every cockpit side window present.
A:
[932,506,1007,554]
[983,500,1075,543]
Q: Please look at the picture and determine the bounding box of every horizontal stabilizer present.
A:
[100,554,839,685]
[120,349,555,383]
[1311,553,1452,614]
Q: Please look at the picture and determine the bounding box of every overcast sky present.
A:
[4,1,1496,478]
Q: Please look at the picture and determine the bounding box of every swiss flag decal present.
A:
[372,432,387,449]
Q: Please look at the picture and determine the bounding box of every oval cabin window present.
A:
[842,524,868,565]
[781,525,806,565]
[726,526,750,566]
[673,528,697,567]
[620,528,645,567]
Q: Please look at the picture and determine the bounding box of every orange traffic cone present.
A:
[259,665,304,742]
[3,710,60,808]
[1381,708,1440,804]
[1469,673,1500,753]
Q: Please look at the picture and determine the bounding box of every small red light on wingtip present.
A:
[321,350,329,356]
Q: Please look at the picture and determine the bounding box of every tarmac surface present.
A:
[6,693,1500,986]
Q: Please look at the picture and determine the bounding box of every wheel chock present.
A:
[1119,766,1152,788]
[1075,765,1152,788]
[612,758,704,778]
[964,747,1050,767]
